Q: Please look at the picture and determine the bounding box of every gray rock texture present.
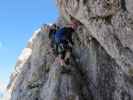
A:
[7,0,133,100]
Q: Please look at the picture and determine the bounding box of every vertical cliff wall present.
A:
[7,0,133,100]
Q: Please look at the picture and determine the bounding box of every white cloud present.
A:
[0,81,6,100]
[0,81,11,100]
[0,81,9,100]
[0,42,2,48]
[0,81,6,93]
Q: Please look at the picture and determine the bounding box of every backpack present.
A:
[54,27,74,44]
[54,27,66,44]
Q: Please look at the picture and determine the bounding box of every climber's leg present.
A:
[59,52,66,66]
[53,43,58,56]
[64,51,71,65]
[64,44,72,65]
[57,43,66,66]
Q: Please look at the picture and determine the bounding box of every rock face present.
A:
[7,0,133,100]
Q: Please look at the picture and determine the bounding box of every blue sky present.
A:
[0,0,58,86]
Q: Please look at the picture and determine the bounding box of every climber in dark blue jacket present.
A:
[48,16,79,66]
[54,27,74,66]
[54,19,78,66]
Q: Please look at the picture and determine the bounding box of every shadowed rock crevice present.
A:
[121,0,127,11]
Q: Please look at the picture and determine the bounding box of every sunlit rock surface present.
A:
[7,0,133,100]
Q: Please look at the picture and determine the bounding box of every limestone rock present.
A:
[7,0,133,100]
